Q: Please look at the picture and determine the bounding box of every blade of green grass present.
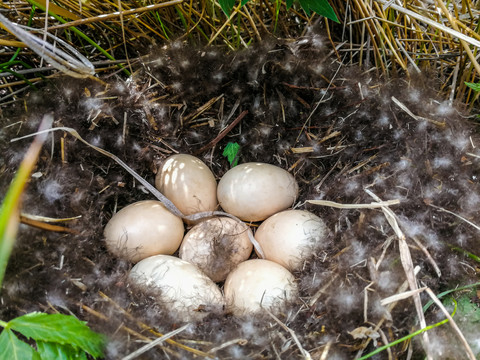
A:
[0,114,53,290]
[357,298,458,360]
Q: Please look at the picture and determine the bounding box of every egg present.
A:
[155,154,218,216]
[217,162,298,222]
[224,259,297,315]
[254,210,328,270]
[129,255,225,321]
[179,217,253,282]
[104,200,184,263]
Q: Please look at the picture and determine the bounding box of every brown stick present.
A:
[194,110,248,155]
[20,215,79,234]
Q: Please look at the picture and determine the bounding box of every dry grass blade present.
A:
[122,324,191,360]
[1,0,479,102]
[263,308,312,360]
[434,0,480,76]
[380,287,428,306]
[306,199,400,209]
[391,97,446,127]
[19,215,79,234]
[365,188,432,360]
[95,292,214,358]
[207,338,248,354]
[0,13,94,78]
[411,236,442,278]
[428,202,480,232]
[375,0,480,48]
[47,1,184,30]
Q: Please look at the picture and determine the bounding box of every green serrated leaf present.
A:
[465,81,480,92]
[8,313,105,358]
[37,341,88,360]
[240,0,249,7]
[457,293,480,323]
[0,329,38,360]
[285,0,294,9]
[222,142,240,167]
[218,0,236,16]
[297,0,339,22]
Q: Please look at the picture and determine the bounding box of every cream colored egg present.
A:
[224,259,297,315]
[155,154,218,216]
[254,210,328,270]
[179,217,253,282]
[104,200,184,263]
[217,162,298,222]
[129,255,225,321]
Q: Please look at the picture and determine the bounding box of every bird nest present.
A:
[1,32,479,359]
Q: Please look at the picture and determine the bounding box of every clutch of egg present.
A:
[104,154,328,320]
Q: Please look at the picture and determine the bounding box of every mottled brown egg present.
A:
[179,217,253,282]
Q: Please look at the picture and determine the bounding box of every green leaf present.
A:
[37,341,88,360]
[222,142,240,167]
[465,81,480,92]
[297,0,339,22]
[8,313,105,358]
[286,0,294,9]
[456,292,480,323]
[218,0,236,16]
[0,329,38,360]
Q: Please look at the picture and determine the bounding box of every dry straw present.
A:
[1,1,480,103]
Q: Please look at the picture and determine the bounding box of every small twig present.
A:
[95,292,214,358]
[20,213,81,223]
[391,96,445,127]
[466,152,480,159]
[427,202,480,232]
[411,236,441,277]
[19,215,78,234]
[264,308,312,360]
[184,95,224,123]
[309,273,339,307]
[207,338,248,354]
[306,199,400,209]
[381,287,428,306]
[194,110,248,154]
[122,324,190,360]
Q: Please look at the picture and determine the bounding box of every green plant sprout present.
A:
[359,282,480,360]
[218,0,339,22]
[222,142,240,167]
[357,299,458,360]
[0,114,106,359]
[465,82,480,92]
